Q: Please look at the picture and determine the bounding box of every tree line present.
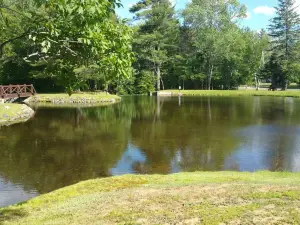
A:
[0,0,300,94]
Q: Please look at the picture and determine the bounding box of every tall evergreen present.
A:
[130,0,179,91]
[268,0,300,90]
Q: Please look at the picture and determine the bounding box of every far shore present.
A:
[158,89,300,98]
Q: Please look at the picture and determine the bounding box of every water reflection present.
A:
[0,96,300,207]
[225,125,300,172]
[111,144,146,175]
[0,177,38,207]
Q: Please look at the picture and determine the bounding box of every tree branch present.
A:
[0,31,29,57]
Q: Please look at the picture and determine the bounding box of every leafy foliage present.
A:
[0,0,134,95]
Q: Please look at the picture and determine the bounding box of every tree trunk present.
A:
[160,77,165,90]
[228,71,232,89]
[156,65,161,91]
[254,73,259,91]
[282,78,288,91]
[271,74,277,91]
[105,83,108,94]
[208,65,213,90]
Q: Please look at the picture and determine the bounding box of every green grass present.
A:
[2,171,300,224]
[160,89,300,98]
[26,92,121,104]
[28,102,116,109]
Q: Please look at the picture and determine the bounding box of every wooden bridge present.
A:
[0,84,36,99]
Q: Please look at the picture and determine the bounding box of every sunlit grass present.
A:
[161,90,300,98]
[2,171,300,224]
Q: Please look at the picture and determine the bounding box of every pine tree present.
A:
[130,0,179,91]
[268,0,300,90]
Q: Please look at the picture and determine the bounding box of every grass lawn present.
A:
[26,92,121,104]
[160,89,300,98]
[1,171,300,224]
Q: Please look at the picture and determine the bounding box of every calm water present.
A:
[1,96,300,207]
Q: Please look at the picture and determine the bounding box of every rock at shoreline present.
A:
[0,104,34,127]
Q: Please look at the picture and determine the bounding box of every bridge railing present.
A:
[0,84,37,99]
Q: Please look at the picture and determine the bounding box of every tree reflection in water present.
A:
[1,96,300,206]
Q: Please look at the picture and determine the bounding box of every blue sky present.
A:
[116,0,297,31]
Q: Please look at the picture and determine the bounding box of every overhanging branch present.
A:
[0,31,29,58]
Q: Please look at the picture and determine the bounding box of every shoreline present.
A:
[25,93,121,105]
[0,104,34,126]
[1,171,300,224]
[0,93,119,126]
[158,90,300,98]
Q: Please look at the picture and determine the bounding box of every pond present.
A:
[1,96,300,207]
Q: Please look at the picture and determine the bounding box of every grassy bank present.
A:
[160,90,300,98]
[26,93,121,105]
[2,171,300,224]
[0,104,34,126]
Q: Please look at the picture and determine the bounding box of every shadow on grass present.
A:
[0,208,28,223]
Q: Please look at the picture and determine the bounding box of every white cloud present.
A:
[252,1,300,16]
[253,6,275,16]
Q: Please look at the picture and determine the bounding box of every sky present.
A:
[116,0,300,31]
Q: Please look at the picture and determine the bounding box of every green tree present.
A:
[239,29,269,90]
[28,0,134,95]
[268,0,300,90]
[183,0,246,90]
[217,27,247,89]
[262,52,284,89]
[130,0,179,92]
[0,0,134,95]
[0,0,47,62]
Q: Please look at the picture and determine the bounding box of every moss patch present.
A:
[1,172,300,224]
[160,90,300,98]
